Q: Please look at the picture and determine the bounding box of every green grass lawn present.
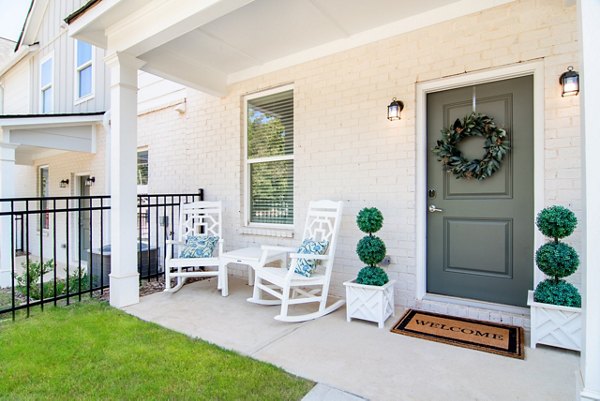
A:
[0,301,314,401]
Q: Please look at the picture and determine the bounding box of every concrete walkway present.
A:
[123,277,580,401]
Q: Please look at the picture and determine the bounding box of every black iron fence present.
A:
[0,190,203,319]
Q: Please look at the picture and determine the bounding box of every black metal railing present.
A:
[0,190,203,319]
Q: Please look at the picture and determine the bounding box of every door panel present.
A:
[426,76,533,307]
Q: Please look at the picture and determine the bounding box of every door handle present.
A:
[428,205,444,213]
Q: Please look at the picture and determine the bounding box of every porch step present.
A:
[302,383,367,401]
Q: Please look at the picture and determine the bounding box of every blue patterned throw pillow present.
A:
[293,238,329,277]
[179,235,219,258]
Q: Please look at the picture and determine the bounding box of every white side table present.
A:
[219,247,286,291]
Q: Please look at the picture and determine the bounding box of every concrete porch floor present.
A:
[123,277,580,401]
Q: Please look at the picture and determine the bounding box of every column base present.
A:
[109,272,140,308]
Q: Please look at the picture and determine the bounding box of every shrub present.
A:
[355,207,389,286]
[15,261,93,301]
[15,259,61,300]
[534,279,581,308]
[533,205,581,307]
[356,207,383,233]
[356,235,386,266]
[535,242,579,279]
[356,266,389,287]
[536,205,577,240]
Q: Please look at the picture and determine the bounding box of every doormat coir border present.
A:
[391,309,524,359]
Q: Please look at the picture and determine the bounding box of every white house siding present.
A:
[0,38,15,68]
[31,0,108,114]
[138,0,581,326]
[2,61,30,114]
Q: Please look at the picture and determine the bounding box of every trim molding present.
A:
[414,60,546,302]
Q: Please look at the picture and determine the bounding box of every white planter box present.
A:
[344,279,395,328]
[527,290,582,351]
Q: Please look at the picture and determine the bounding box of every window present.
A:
[39,166,49,230]
[137,148,148,193]
[245,87,294,226]
[75,40,93,100]
[40,56,53,112]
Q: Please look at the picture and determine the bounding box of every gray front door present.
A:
[426,76,534,307]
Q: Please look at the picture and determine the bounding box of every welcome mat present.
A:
[391,309,524,359]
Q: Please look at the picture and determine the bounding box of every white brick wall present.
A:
[136,0,582,324]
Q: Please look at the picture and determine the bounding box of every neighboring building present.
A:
[0,37,16,80]
[0,0,187,282]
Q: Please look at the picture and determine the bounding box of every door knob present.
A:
[428,205,444,213]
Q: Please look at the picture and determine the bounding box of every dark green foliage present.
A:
[535,242,579,279]
[533,205,581,307]
[356,266,389,286]
[354,207,388,286]
[356,207,383,233]
[534,279,581,307]
[356,235,386,266]
[431,112,510,180]
[536,205,577,240]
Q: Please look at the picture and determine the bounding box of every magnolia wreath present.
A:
[432,112,510,180]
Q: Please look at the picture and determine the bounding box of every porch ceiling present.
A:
[68,0,514,96]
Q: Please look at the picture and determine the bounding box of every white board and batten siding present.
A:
[30,0,109,114]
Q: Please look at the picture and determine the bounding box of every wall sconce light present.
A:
[560,66,579,97]
[387,97,404,121]
[85,176,96,186]
[59,179,69,188]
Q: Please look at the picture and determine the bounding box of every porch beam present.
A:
[579,0,600,400]
[105,52,144,308]
[105,0,255,57]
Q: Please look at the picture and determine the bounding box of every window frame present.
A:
[137,147,149,194]
[74,40,95,104]
[39,53,53,113]
[243,84,295,228]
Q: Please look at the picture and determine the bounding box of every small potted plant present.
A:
[344,207,395,328]
[528,205,582,351]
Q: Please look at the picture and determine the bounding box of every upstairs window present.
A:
[40,56,53,113]
[245,86,294,226]
[75,40,93,100]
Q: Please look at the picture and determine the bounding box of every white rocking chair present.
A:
[164,201,227,296]
[247,200,345,322]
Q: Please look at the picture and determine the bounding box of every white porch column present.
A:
[0,141,17,287]
[579,1,600,400]
[105,52,144,307]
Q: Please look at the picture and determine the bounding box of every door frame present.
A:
[415,61,545,309]
[72,172,92,263]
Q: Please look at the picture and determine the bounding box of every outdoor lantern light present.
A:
[560,66,579,97]
[387,97,404,121]
[85,176,96,186]
[59,179,69,188]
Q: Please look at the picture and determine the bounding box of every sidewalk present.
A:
[123,277,580,401]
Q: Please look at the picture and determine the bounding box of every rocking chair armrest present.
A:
[166,239,184,246]
[288,253,329,261]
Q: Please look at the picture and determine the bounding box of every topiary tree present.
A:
[533,205,581,307]
[355,207,389,286]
